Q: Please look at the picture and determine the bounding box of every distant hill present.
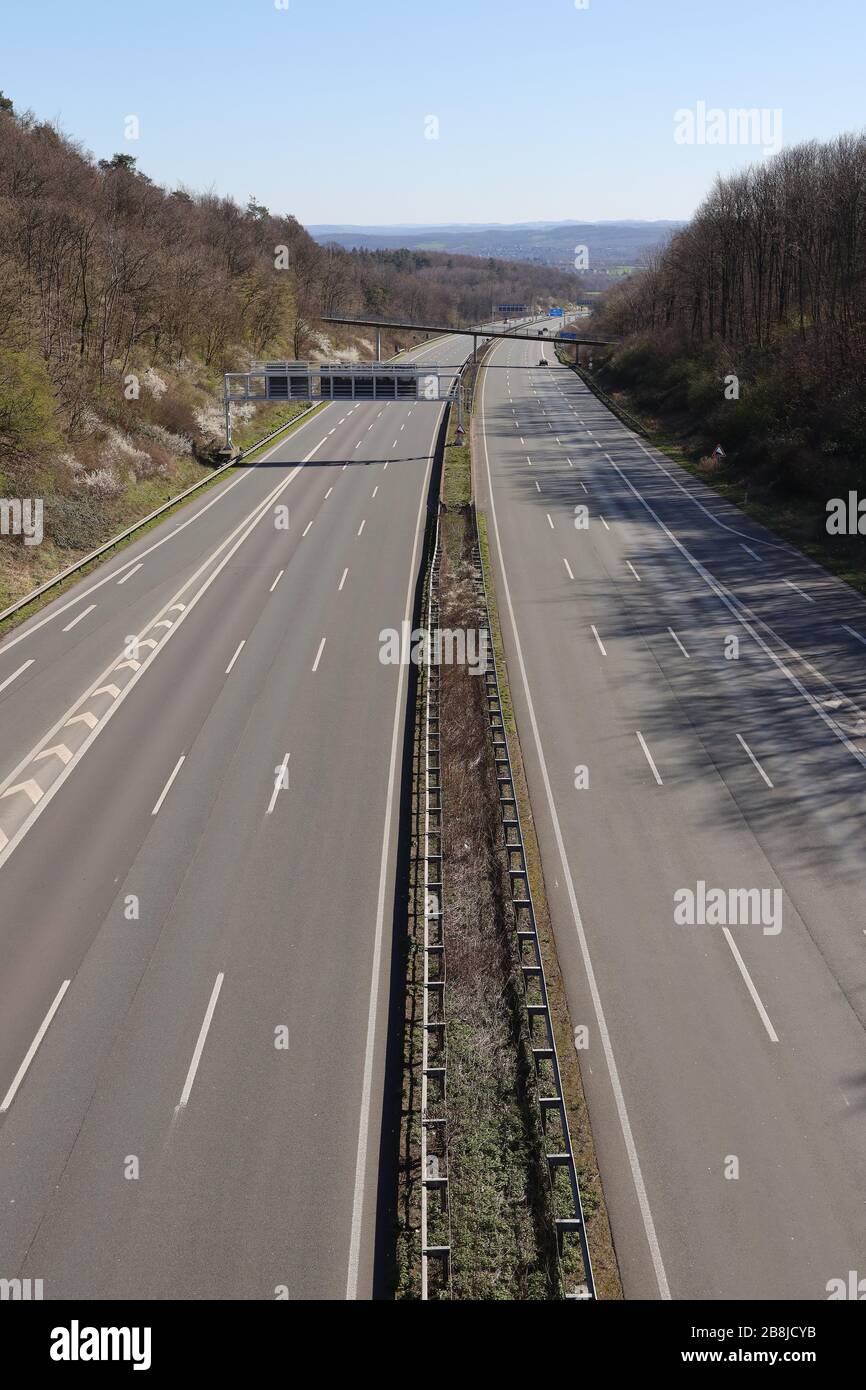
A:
[307,220,683,273]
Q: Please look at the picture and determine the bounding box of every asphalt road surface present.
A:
[0,325,506,1301]
[475,334,866,1299]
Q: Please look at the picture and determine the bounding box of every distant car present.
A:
[538,357,547,366]
[537,330,543,336]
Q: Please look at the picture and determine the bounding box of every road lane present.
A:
[0,322,496,785]
[476,334,866,1299]
[0,325,495,1298]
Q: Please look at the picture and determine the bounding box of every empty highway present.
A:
[0,327,493,1300]
[476,333,866,1299]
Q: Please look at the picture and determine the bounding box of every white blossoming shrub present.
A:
[81,467,123,498]
[142,367,168,399]
[138,421,193,455]
[195,400,254,436]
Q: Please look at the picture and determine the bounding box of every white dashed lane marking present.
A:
[226,641,245,675]
[0,659,35,695]
[152,754,186,816]
[0,979,70,1113]
[62,605,96,632]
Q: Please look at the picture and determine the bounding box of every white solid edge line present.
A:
[303,437,328,462]
[177,973,225,1110]
[721,930,779,1043]
[480,347,671,1300]
[631,433,792,555]
[267,753,290,816]
[151,754,185,816]
[636,731,664,785]
[312,637,326,673]
[225,640,245,675]
[0,659,35,694]
[736,733,774,788]
[0,979,70,1112]
[346,406,441,1300]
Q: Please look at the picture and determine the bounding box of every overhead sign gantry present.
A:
[222,360,448,447]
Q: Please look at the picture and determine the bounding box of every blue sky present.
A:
[3,0,864,225]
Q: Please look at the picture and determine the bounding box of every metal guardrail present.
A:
[0,404,323,629]
[556,349,650,441]
[420,519,451,1299]
[470,518,596,1302]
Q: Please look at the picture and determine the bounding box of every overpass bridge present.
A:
[320,314,618,351]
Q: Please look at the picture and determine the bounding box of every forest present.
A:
[595,132,866,508]
[0,95,580,602]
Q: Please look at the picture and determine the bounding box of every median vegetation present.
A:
[396,349,621,1300]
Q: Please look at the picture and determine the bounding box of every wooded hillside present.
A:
[0,95,580,606]
[594,133,866,503]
